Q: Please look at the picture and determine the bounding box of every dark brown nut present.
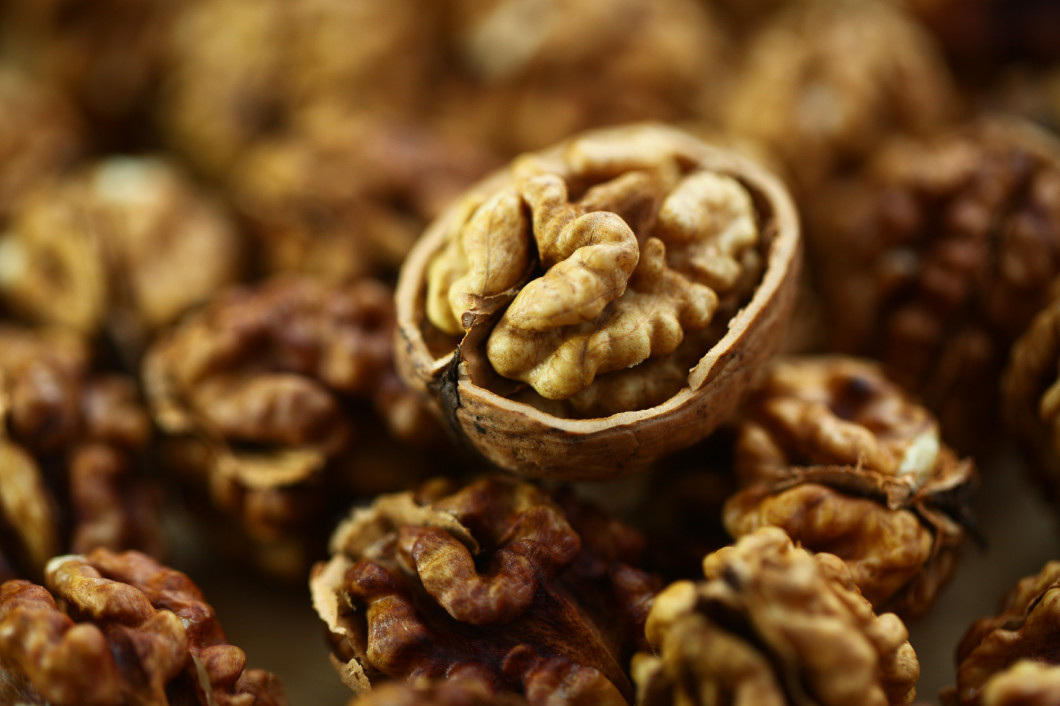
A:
[0,65,86,220]
[0,548,287,706]
[720,0,960,193]
[347,676,530,706]
[722,356,977,618]
[309,475,659,705]
[396,122,800,480]
[438,0,730,156]
[813,117,1060,451]
[230,110,497,282]
[946,561,1060,706]
[0,156,245,362]
[632,526,920,706]
[142,275,447,580]
[0,324,159,582]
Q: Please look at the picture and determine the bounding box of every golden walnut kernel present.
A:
[0,324,160,583]
[720,0,959,192]
[0,156,244,361]
[396,122,800,480]
[142,275,446,580]
[310,475,658,705]
[0,548,287,706]
[945,561,1060,706]
[978,661,1060,706]
[813,117,1060,451]
[723,356,976,618]
[632,526,920,706]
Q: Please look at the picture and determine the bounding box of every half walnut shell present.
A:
[395,122,800,480]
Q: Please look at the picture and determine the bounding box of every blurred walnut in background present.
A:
[142,275,452,580]
[0,156,245,363]
[0,549,287,705]
[723,356,977,618]
[811,118,1060,452]
[311,475,658,704]
[633,527,920,706]
[0,325,159,583]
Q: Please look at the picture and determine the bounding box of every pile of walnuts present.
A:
[1,0,1060,705]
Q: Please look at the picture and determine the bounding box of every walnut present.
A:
[0,65,86,221]
[437,0,730,156]
[0,548,287,705]
[230,110,497,282]
[346,677,530,706]
[813,117,1060,451]
[720,0,959,193]
[723,356,977,618]
[0,156,245,362]
[945,561,1060,706]
[632,526,920,706]
[976,661,1060,706]
[0,324,159,583]
[142,275,450,580]
[309,475,659,705]
[396,122,800,480]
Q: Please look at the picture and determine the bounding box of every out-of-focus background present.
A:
[2,0,1060,703]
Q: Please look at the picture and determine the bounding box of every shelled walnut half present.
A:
[396,122,800,480]
[632,526,920,706]
[142,275,451,581]
[0,324,160,583]
[944,561,1060,706]
[310,475,659,705]
[0,548,287,705]
[723,356,977,618]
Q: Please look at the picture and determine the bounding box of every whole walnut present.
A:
[0,548,287,705]
[723,356,977,618]
[632,526,920,706]
[310,475,659,705]
[812,117,1060,451]
[0,324,160,583]
[0,155,245,363]
[142,275,451,580]
[944,561,1060,706]
[720,0,960,194]
[396,122,800,479]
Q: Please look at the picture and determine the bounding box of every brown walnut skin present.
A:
[395,122,800,481]
[944,561,1060,706]
[310,475,659,705]
[813,117,1060,453]
[632,526,920,706]
[0,548,287,706]
[0,324,160,583]
[142,275,450,580]
[723,355,977,618]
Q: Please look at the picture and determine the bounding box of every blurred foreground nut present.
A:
[814,117,1060,451]
[632,526,919,706]
[0,325,159,582]
[230,111,496,282]
[945,561,1060,706]
[723,356,977,618]
[310,475,659,705]
[720,0,959,193]
[142,275,446,580]
[0,156,244,362]
[396,122,800,479]
[976,661,1060,706]
[0,548,286,705]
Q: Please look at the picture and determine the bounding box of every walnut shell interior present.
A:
[395,122,801,480]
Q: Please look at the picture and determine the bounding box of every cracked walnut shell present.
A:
[395,122,800,480]
[0,324,160,583]
[945,561,1060,706]
[310,475,658,705]
[0,548,286,705]
[723,356,977,618]
[632,526,920,706]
